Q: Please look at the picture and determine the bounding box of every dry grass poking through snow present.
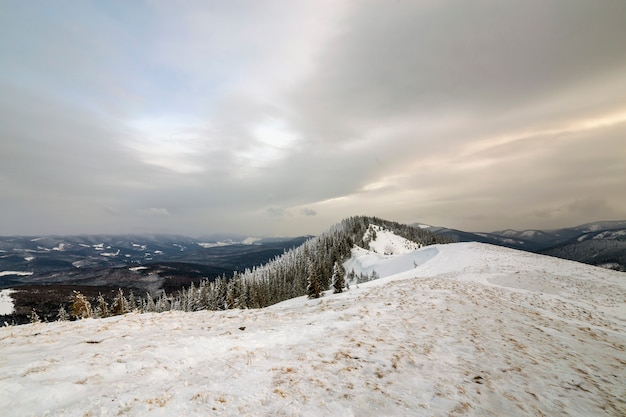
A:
[0,243,625,416]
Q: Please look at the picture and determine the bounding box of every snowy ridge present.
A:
[363,225,422,255]
[344,225,433,279]
[1,243,625,416]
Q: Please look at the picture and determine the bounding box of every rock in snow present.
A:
[1,242,625,416]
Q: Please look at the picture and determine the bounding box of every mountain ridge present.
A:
[418,220,626,271]
[1,240,624,416]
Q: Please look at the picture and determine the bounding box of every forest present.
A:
[29,216,452,323]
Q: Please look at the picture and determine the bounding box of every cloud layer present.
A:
[1,0,625,236]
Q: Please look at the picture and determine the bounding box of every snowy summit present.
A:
[1,237,625,416]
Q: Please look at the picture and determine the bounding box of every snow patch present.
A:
[198,242,225,248]
[344,245,439,280]
[364,225,422,255]
[129,266,148,272]
[242,237,262,245]
[52,243,66,251]
[593,230,626,240]
[0,289,16,315]
[0,271,33,277]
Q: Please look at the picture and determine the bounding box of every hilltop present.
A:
[422,220,626,271]
[1,230,625,415]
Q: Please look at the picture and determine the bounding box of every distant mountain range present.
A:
[0,234,311,291]
[419,220,626,272]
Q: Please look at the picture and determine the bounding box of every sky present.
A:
[1,0,625,237]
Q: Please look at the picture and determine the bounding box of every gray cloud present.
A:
[266,207,291,218]
[301,208,317,217]
[0,1,625,236]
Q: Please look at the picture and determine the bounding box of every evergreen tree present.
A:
[128,290,137,312]
[57,305,69,321]
[332,261,346,294]
[110,289,129,316]
[29,309,41,324]
[95,294,109,318]
[145,293,156,312]
[306,259,321,299]
[70,290,93,319]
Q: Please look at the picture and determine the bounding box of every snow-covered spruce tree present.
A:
[128,290,137,312]
[95,294,109,318]
[110,289,129,316]
[57,305,69,321]
[145,293,156,312]
[307,259,322,299]
[70,290,93,319]
[29,309,41,324]
[332,261,346,294]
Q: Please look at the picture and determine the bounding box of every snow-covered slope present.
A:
[343,225,432,279]
[1,243,625,416]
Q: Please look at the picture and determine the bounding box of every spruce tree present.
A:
[57,305,69,321]
[306,259,321,299]
[29,309,41,324]
[332,261,346,294]
[95,294,109,318]
[145,293,156,312]
[111,289,129,316]
[70,290,93,319]
[128,291,137,312]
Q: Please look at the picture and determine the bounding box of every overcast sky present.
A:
[1,0,625,237]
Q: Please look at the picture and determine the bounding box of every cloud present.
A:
[266,207,290,218]
[136,208,171,217]
[0,1,625,236]
[300,208,317,217]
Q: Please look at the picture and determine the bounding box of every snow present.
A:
[197,238,261,248]
[1,242,626,416]
[0,289,15,315]
[129,266,148,272]
[52,243,66,251]
[0,271,33,277]
[363,225,422,255]
[593,230,626,240]
[242,237,262,245]
[499,238,523,245]
[520,230,541,238]
[343,246,438,280]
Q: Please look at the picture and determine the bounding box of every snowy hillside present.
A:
[1,242,626,416]
[344,224,431,279]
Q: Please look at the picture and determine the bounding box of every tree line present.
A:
[38,216,452,322]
